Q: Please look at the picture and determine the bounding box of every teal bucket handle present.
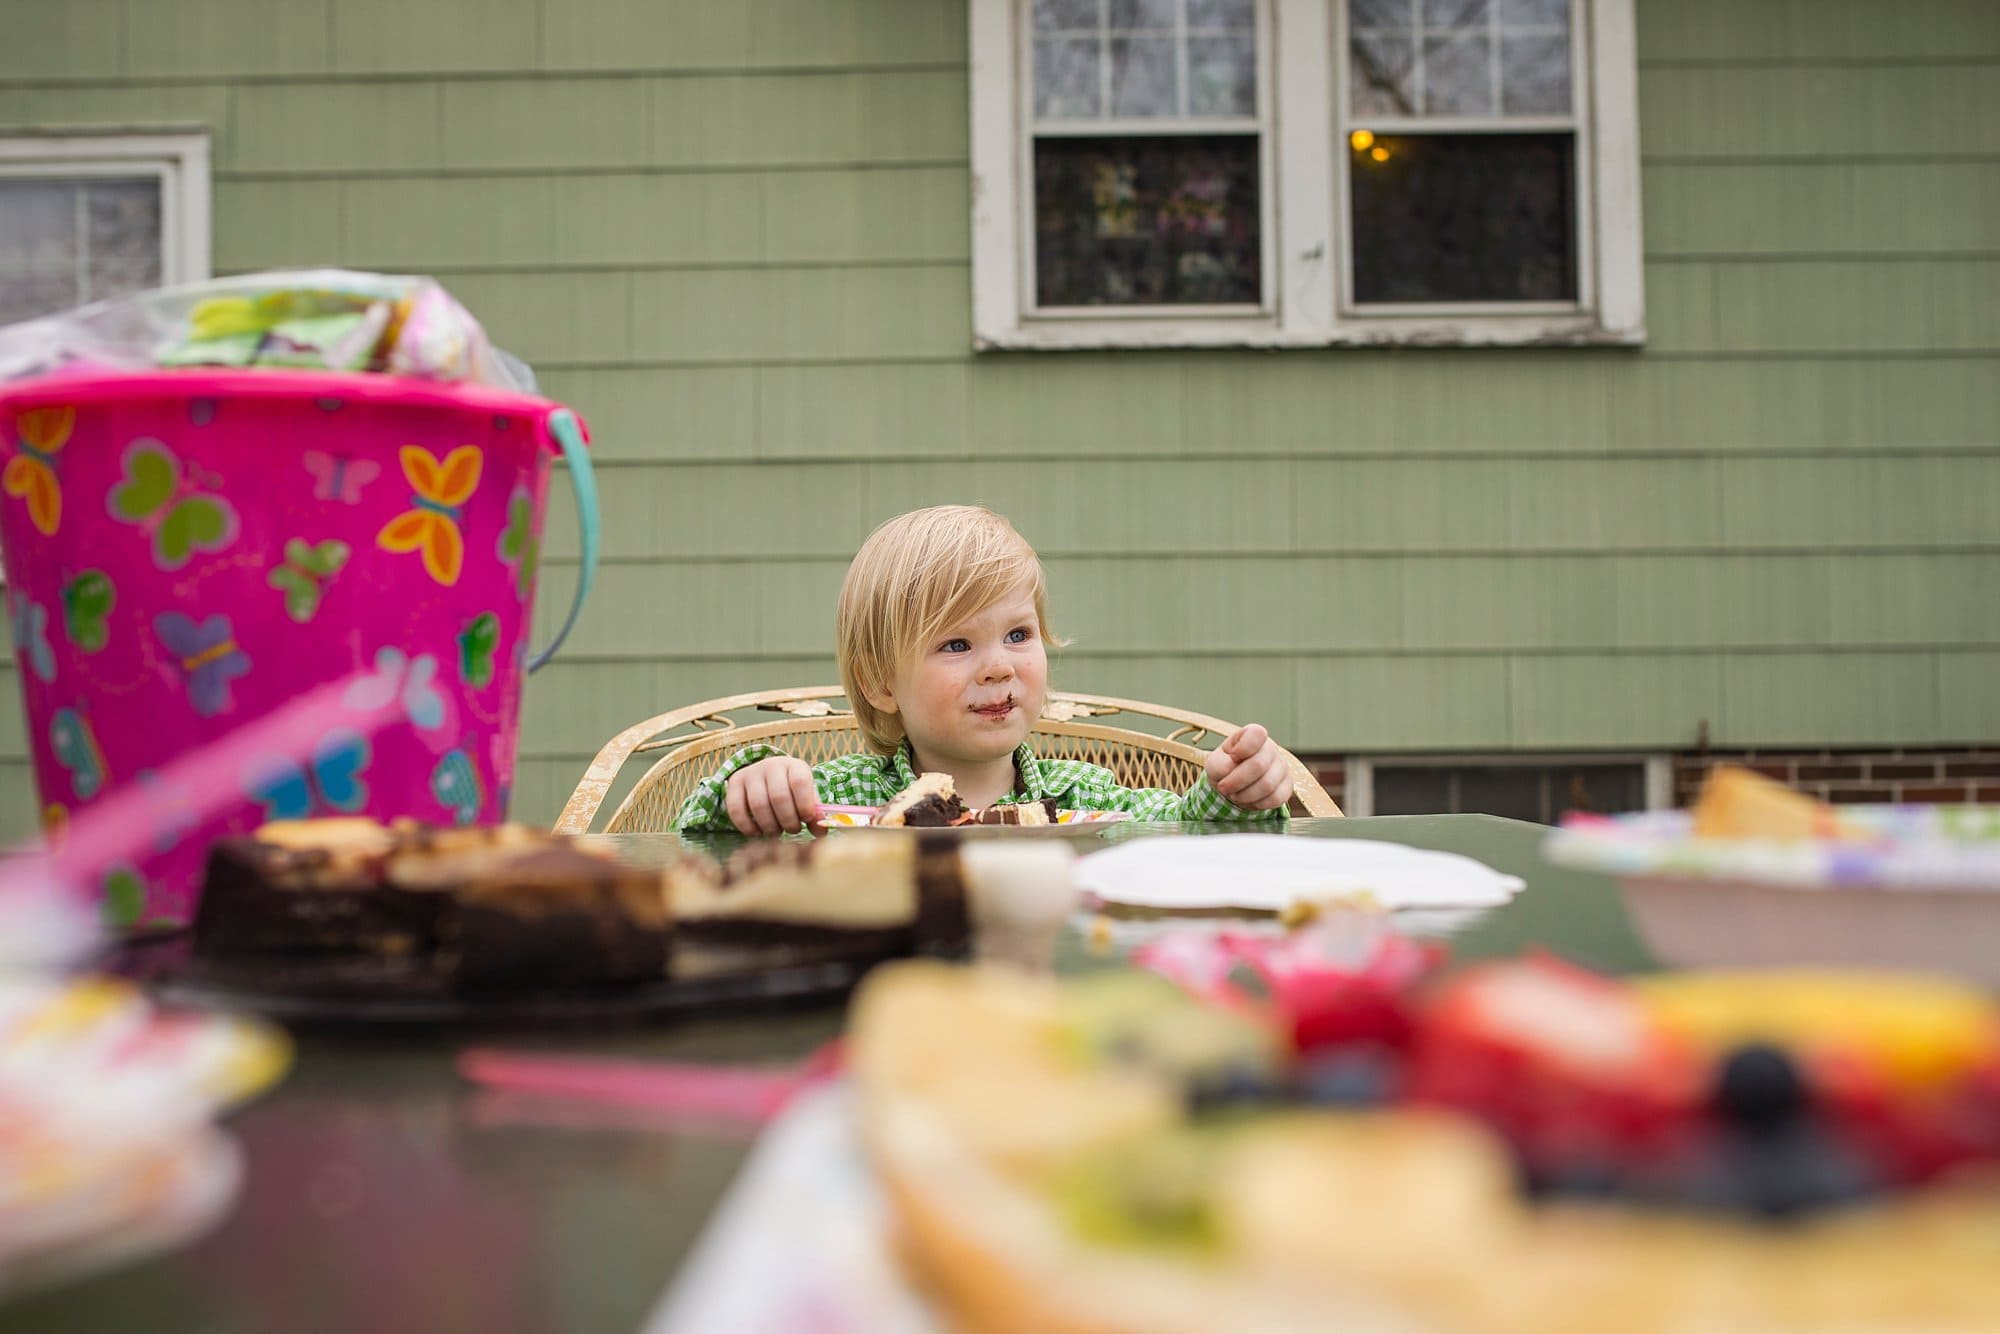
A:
[529,407,598,672]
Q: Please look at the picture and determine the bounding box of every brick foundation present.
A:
[1303,759,1346,812]
[1673,747,2000,807]
[1293,749,2000,816]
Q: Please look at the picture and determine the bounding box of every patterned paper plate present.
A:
[817,805,1130,835]
[0,975,286,1298]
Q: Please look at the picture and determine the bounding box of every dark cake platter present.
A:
[104,927,872,1029]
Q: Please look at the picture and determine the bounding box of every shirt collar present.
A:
[888,740,1045,802]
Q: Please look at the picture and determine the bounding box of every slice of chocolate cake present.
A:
[912,832,971,959]
[435,845,671,991]
[878,772,968,827]
[973,798,1061,826]
[193,818,443,958]
[669,837,922,962]
[193,819,672,993]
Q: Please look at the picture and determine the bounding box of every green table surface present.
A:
[11,815,1654,1334]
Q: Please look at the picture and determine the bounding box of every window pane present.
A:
[1188,35,1256,115]
[1110,36,1180,116]
[0,180,77,268]
[1422,32,1494,116]
[1423,0,1490,27]
[1035,0,1101,30]
[0,175,162,325]
[1549,765,1646,819]
[1372,767,1453,815]
[1035,36,1103,118]
[1371,760,1647,822]
[1350,0,1412,30]
[1034,135,1261,305]
[1109,0,1178,26]
[1350,132,1575,303]
[1457,767,1547,823]
[1501,0,1569,25]
[1350,33,1417,116]
[86,180,162,259]
[1500,32,1570,113]
[0,273,78,326]
[1187,0,1253,29]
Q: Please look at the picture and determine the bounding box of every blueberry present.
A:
[1187,1062,1279,1113]
[1294,1047,1400,1108]
[1737,1126,1878,1221]
[1715,1044,1808,1134]
[1518,1156,1624,1203]
[1651,1126,1878,1222]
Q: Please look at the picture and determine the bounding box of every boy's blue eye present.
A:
[1006,627,1032,644]
[943,638,970,653]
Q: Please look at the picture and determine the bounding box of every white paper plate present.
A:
[1074,834,1525,913]
[647,1086,935,1334]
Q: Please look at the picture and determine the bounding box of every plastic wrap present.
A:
[0,269,536,393]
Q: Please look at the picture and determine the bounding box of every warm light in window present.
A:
[1369,145,1390,162]
[1349,129,1375,151]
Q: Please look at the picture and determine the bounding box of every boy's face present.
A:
[868,584,1049,773]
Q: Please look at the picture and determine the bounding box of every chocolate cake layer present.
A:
[193,835,448,959]
[194,820,673,993]
[442,846,672,990]
[913,833,972,960]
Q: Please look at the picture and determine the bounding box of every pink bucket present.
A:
[0,368,599,926]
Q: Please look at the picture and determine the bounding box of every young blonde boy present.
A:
[674,505,1295,836]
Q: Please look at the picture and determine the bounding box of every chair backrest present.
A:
[554,686,1341,833]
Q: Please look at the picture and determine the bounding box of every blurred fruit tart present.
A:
[850,952,2000,1333]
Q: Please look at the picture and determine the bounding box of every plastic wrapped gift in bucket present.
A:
[0,276,600,925]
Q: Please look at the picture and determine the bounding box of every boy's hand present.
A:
[1206,723,1295,812]
[724,756,821,836]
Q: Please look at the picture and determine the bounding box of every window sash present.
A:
[0,166,172,315]
[1334,0,1593,315]
[1018,0,1279,319]
[969,0,1645,350]
[1345,754,1673,818]
[0,133,210,301]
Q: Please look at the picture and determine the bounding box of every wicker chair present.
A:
[553,686,1341,833]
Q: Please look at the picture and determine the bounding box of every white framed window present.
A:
[1345,752,1671,821]
[970,0,1642,349]
[0,130,211,327]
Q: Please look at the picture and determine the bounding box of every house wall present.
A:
[0,0,1994,836]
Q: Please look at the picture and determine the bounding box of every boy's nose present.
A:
[977,656,1014,683]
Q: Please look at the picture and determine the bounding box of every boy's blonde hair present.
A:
[837,505,1056,754]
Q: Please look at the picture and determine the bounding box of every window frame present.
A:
[970,0,1643,350]
[0,128,213,308]
[1017,0,1277,320]
[1344,752,1672,818]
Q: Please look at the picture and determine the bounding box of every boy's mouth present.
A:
[971,698,1016,719]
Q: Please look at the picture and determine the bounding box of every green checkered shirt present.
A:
[672,740,1286,832]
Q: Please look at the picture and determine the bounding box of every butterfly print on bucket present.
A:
[155,611,252,718]
[108,439,240,570]
[302,450,381,504]
[342,646,446,733]
[268,538,350,623]
[378,445,481,586]
[50,707,106,800]
[458,612,500,689]
[244,730,372,822]
[4,405,71,536]
[432,748,483,826]
[497,484,539,599]
[61,570,116,653]
[11,596,55,683]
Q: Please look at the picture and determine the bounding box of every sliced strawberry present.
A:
[1408,956,1704,1166]
[1816,1048,2000,1186]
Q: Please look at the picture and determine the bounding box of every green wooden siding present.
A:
[0,0,1994,837]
